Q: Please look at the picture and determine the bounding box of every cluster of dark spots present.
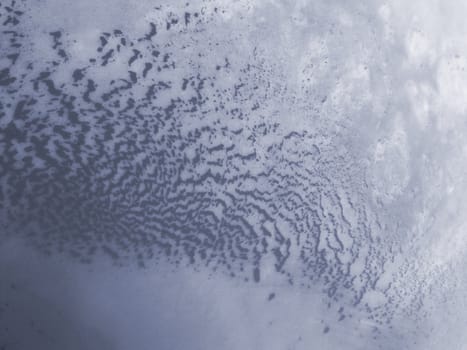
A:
[0,68,16,86]
[1,1,23,26]
[72,68,85,83]
[0,1,405,330]
[49,30,67,61]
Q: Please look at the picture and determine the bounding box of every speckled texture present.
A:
[1,1,467,349]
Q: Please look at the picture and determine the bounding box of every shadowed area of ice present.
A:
[1,0,467,349]
[0,239,422,350]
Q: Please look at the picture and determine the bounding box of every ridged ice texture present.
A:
[0,0,462,339]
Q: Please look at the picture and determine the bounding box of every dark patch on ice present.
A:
[0,0,423,332]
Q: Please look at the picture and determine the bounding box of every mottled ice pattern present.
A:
[1,1,467,349]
